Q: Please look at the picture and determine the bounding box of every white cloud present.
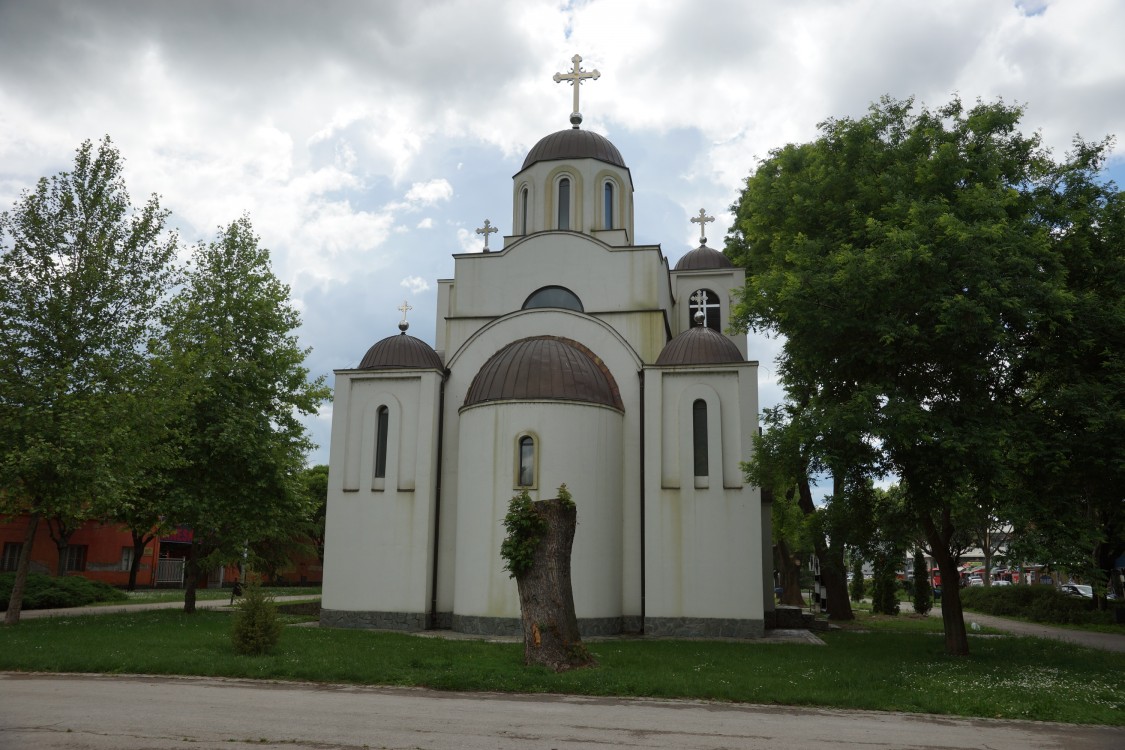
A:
[400,275,431,294]
[404,178,454,205]
[416,217,434,229]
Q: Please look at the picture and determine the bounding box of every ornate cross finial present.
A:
[397,300,413,333]
[690,289,709,325]
[475,218,498,251]
[553,54,600,127]
[690,208,715,244]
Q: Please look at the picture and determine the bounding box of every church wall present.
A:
[642,364,764,637]
[451,401,625,634]
[321,370,442,630]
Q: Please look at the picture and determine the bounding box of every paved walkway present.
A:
[14,594,320,620]
[951,609,1125,652]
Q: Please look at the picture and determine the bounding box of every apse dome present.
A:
[655,325,743,366]
[464,336,622,410]
[521,128,627,171]
[358,332,443,370]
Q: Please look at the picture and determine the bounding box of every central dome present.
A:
[521,128,626,171]
[464,336,622,410]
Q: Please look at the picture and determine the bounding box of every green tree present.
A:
[157,216,329,613]
[0,137,178,623]
[1008,142,1125,606]
[849,554,865,602]
[912,547,933,616]
[727,96,1077,655]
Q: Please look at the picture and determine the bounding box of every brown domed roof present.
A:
[655,326,743,366]
[674,244,734,271]
[358,333,443,370]
[464,337,622,410]
[521,128,626,171]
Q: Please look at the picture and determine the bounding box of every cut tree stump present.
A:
[513,497,595,672]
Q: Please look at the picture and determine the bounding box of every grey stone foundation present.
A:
[450,614,630,637]
[644,617,765,639]
[319,609,428,631]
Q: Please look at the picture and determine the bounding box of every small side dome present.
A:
[521,129,626,171]
[674,244,734,271]
[465,337,622,410]
[656,326,743,366]
[358,333,443,370]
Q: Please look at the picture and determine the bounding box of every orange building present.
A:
[0,516,322,589]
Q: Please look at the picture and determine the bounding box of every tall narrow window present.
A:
[557,177,570,230]
[1,542,22,572]
[374,405,389,479]
[692,400,708,477]
[63,545,88,572]
[517,435,535,487]
[604,181,614,229]
[521,187,529,234]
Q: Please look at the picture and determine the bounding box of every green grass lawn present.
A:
[0,608,1120,726]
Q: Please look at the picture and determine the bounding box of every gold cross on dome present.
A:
[690,208,715,243]
[397,300,413,323]
[475,218,498,251]
[553,54,600,119]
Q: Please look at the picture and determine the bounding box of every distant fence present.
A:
[156,558,185,586]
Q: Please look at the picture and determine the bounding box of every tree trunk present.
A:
[46,517,76,577]
[822,539,854,621]
[923,514,969,656]
[127,530,151,592]
[796,475,853,620]
[775,539,806,607]
[514,498,595,672]
[4,513,41,626]
[183,541,201,614]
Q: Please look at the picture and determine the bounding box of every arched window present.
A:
[522,185,531,235]
[692,400,708,477]
[603,181,614,230]
[557,177,570,230]
[689,288,721,332]
[522,285,584,312]
[517,435,536,487]
[374,405,389,479]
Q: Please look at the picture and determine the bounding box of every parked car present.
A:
[1060,584,1093,599]
[967,575,984,586]
[991,579,1012,586]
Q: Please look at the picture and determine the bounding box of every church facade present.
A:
[321,60,772,638]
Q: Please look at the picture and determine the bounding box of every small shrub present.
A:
[230,583,282,655]
[0,573,127,611]
[500,489,548,578]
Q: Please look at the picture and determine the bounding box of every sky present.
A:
[2,0,1123,468]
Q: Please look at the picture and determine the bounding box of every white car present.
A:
[1060,584,1093,599]
[991,579,1012,586]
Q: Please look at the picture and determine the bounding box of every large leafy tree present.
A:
[157,217,329,613]
[1009,142,1125,604]
[727,96,1084,655]
[0,137,178,623]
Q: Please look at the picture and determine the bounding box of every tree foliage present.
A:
[0,137,178,622]
[727,95,1121,654]
[156,216,329,612]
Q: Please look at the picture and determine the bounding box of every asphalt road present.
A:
[1,672,1121,750]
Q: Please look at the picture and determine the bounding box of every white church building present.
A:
[321,57,773,638]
